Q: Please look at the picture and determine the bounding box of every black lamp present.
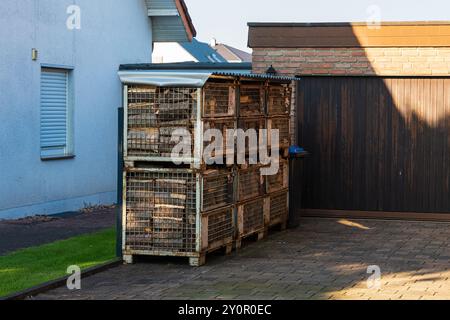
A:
[266,65,277,75]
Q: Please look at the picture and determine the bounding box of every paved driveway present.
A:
[34,217,450,300]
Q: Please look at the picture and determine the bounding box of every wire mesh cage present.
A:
[237,117,267,156]
[267,84,292,116]
[203,82,236,118]
[267,116,290,148]
[126,85,198,160]
[237,165,266,202]
[123,166,235,256]
[124,168,197,254]
[203,118,236,163]
[201,168,234,212]
[239,83,265,117]
[121,75,294,265]
[268,190,289,227]
[237,197,268,239]
[201,206,235,252]
[266,159,289,193]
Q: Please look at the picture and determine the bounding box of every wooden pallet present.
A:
[235,197,270,250]
[190,242,234,267]
[234,230,265,250]
[123,206,235,267]
[123,242,233,267]
[264,190,289,234]
[266,159,289,194]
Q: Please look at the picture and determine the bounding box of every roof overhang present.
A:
[118,62,298,87]
[147,0,196,42]
[248,21,450,48]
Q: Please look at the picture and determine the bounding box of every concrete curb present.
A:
[1,259,122,300]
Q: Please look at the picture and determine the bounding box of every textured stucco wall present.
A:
[0,0,152,219]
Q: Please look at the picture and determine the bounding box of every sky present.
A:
[184,0,450,52]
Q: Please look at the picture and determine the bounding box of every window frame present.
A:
[39,66,75,161]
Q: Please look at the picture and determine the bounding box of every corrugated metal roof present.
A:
[120,62,252,71]
[119,62,299,82]
[212,71,298,81]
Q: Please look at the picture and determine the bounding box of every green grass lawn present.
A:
[0,228,116,297]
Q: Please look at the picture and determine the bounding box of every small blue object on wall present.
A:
[289,145,304,155]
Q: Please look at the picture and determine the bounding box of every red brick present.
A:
[252,47,450,76]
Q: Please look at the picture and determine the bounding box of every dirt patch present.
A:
[3,215,60,226]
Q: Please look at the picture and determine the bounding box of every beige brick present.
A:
[267,51,284,57]
[384,50,402,56]
[335,63,351,69]
[374,56,393,63]
[419,49,437,56]
[432,70,450,75]
[290,56,307,62]
[366,49,384,57]
[409,56,429,62]
[391,56,407,62]
[426,56,445,62]
[402,48,420,56]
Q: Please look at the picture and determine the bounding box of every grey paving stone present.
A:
[33,217,450,300]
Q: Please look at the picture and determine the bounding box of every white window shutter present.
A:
[40,68,69,157]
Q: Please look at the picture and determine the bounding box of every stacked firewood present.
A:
[127,87,196,157]
[124,83,236,259]
[123,79,293,265]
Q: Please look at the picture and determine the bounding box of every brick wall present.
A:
[253,47,450,76]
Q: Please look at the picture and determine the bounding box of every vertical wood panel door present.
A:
[297,77,450,214]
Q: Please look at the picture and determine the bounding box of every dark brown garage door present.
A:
[297,77,450,214]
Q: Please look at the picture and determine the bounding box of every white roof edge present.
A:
[118,69,253,87]
[118,70,212,87]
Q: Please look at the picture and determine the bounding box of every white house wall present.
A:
[0,0,153,219]
[152,42,196,63]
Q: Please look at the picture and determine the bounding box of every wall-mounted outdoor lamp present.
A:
[266,65,277,75]
[32,48,38,61]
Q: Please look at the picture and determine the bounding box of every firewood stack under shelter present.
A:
[118,63,298,266]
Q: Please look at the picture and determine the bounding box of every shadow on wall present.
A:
[295,31,450,214]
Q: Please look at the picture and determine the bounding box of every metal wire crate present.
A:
[267,84,292,116]
[237,117,267,157]
[203,117,236,163]
[239,83,265,117]
[236,197,269,248]
[266,159,289,193]
[125,85,199,162]
[201,168,235,212]
[267,190,289,228]
[267,116,291,148]
[237,165,266,202]
[123,167,235,265]
[201,206,235,254]
[203,82,236,118]
[123,168,197,255]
